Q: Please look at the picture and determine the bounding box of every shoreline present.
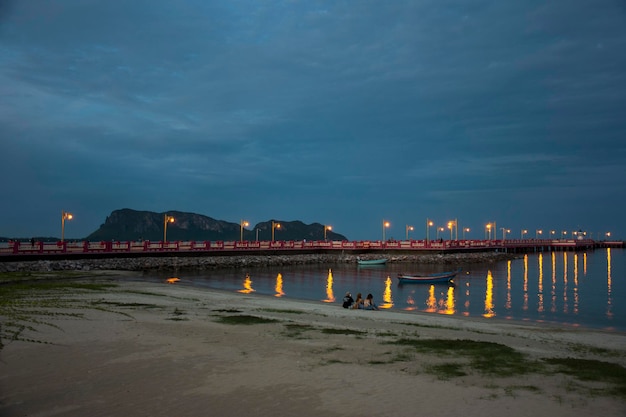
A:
[1,278,625,416]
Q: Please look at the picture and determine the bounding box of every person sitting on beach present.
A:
[364,293,379,310]
[342,292,354,308]
[351,293,364,309]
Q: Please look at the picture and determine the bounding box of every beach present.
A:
[1,274,625,417]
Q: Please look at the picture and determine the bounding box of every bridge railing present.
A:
[0,238,616,257]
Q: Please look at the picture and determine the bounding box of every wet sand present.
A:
[1,279,625,416]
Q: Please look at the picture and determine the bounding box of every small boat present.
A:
[397,269,461,284]
[357,257,388,266]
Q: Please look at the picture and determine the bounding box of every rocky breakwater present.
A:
[0,252,516,273]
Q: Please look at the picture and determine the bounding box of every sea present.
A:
[146,248,625,332]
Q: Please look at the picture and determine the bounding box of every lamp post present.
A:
[163,214,174,242]
[501,228,510,241]
[606,232,611,240]
[536,229,543,239]
[447,219,458,240]
[240,220,249,242]
[447,220,457,240]
[324,225,332,241]
[521,229,528,239]
[426,219,434,243]
[562,230,567,239]
[61,210,73,242]
[463,227,470,239]
[436,227,444,240]
[271,221,281,241]
[256,228,260,241]
[485,223,492,240]
[405,225,414,240]
[550,230,556,238]
[382,220,390,241]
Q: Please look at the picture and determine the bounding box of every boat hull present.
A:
[397,269,460,284]
[357,258,388,266]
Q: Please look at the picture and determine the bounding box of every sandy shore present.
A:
[1,277,625,417]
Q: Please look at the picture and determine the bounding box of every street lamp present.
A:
[163,214,175,242]
[521,229,528,239]
[61,210,73,242]
[426,219,434,243]
[405,225,414,240]
[447,219,458,240]
[501,228,510,241]
[485,223,492,240]
[240,220,249,242]
[606,232,611,239]
[562,230,567,239]
[463,227,470,239]
[436,227,444,240]
[271,221,281,241]
[382,220,391,241]
[550,230,556,238]
[324,225,332,241]
[536,229,543,239]
[447,220,456,240]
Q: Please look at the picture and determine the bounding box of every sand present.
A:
[1,278,625,417]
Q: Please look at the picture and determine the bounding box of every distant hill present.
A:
[85,208,347,242]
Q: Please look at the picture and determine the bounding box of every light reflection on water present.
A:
[156,248,625,331]
[322,269,334,303]
[275,273,285,298]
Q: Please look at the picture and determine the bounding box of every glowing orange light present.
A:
[275,273,285,297]
[444,286,455,315]
[322,269,335,302]
[379,276,393,309]
[483,270,495,318]
[238,273,255,294]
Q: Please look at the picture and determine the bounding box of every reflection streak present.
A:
[505,260,512,310]
[537,253,544,313]
[484,270,495,318]
[275,273,285,297]
[380,276,394,309]
[444,286,455,315]
[238,273,255,294]
[550,252,556,313]
[573,254,579,314]
[404,293,417,311]
[426,285,437,312]
[606,248,613,318]
[322,269,335,302]
[523,255,529,311]
[563,252,568,314]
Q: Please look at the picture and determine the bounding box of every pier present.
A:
[0,238,622,261]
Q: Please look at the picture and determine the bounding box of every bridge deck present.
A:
[1,238,622,260]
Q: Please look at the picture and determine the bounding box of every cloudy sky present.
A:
[1,0,625,241]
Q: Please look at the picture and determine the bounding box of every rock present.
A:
[0,252,518,273]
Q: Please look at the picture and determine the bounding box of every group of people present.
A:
[342,292,379,310]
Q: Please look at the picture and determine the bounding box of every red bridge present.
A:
[0,238,622,259]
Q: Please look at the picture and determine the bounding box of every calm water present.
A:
[149,248,625,332]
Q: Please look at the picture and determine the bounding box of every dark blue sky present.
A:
[1,1,625,241]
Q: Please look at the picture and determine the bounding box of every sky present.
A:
[1,0,625,241]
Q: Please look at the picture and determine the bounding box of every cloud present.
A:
[1,0,626,239]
